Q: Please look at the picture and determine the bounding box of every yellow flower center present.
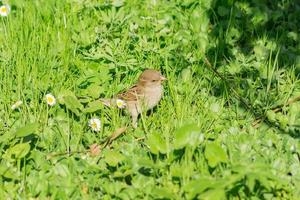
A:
[1,7,7,13]
[91,122,97,129]
[116,100,125,108]
[47,97,54,103]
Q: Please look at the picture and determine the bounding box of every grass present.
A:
[1,0,300,199]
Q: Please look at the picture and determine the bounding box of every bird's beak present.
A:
[160,75,167,81]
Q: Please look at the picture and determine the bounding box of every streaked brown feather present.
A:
[116,85,144,101]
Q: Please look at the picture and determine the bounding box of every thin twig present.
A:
[46,150,89,160]
[135,136,145,141]
[272,95,300,112]
[204,57,256,113]
[252,95,300,127]
[102,127,127,148]
[47,127,127,159]
[204,57,300,129]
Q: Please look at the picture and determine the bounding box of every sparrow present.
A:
[101,69,167,128]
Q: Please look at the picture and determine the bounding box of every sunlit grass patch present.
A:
[0,0,299,199]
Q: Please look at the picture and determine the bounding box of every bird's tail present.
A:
[100,98,114,107]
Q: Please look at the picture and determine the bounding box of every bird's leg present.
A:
[131,114,138,128]
[130,104,140,129]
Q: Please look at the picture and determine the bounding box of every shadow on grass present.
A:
[207,0,300,71]
[203,0,300,137]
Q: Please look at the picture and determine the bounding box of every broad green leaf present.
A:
[145,132,167,154]
[85,84,103,99]
[54,163,70,177]
[151,187,177,199]
[251,9,268,26]
[114,169,133,178]
[181,68,192,82]
[64,95,83,109]
[277,113,288,128]
[79,97,92,104]
[184,177,213,198]
[131,175,155,189]
[170,164,185,177]
[83,100,103,113]
[8,143,31,159]
[287,31,298,41]
[205,142,228,167]
[199,189,226,200]
[0,162,20,179]
[15,122,39,137]
[102,181,126,195]
[210,102,221,113]
[112,0,124,7]
[117,188,138,200]
[246,173,256,192]
[173,124,201,149]
[57,89,76,104]
[266,110,276,122]
[184,177,228,199]
[0,131,16,143]
[64,95,83,116]
[137,157,155,168]
[289,104,299,125]
[55,109,68,121]
[103,150,125,167]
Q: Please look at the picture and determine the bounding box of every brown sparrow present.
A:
[102,69,167,128]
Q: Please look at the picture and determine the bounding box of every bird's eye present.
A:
[151,80,156,82]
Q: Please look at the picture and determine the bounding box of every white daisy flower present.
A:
[88,118,101,132]
[45,93,56,106]
[116,99,126,109]
[0,5,10,17]
[11,100,23,110]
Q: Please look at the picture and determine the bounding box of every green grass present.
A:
[1,0,300,199]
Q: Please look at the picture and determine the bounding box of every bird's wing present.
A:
[99,98,113,107]
[117,85,144,101]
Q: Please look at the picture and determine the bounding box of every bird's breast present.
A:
[144,85,163,109]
